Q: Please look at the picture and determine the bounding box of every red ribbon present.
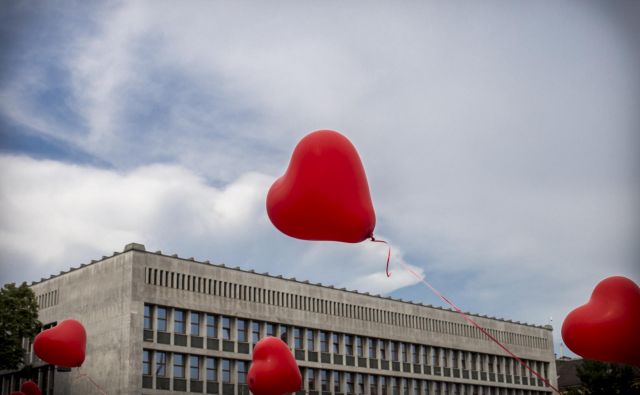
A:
[74,368,108,395]
[398,261,560,394]
[371,237,391,277]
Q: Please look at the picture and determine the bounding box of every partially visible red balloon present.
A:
[34,319,86,368]
[562,276,640,366]
[20,381,41,395]
[267,130,376,243]
[248,336,302,395]
[10,392,26,395]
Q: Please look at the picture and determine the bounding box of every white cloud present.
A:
[0,154,418,297]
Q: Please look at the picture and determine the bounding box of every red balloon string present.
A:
[397,261,561,395]
[370,237,391,277]
[74,368,108,395]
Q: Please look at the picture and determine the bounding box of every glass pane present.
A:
[174,354,185,378]
[252,321,261,343]
[143,350,151,375]
[190,355,200,380]
[191,312,200,336]
[156,352,166,377]
[144,305,152,330]
[157,307,167,332]
[206,357,217,381]
[175,310,185,334]
[206,315,216,337]
[222,317,231,340]
[237,361,247,384]
[237,319,247,342]
[222,359,231,383]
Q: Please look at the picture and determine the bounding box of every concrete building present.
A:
[1,243,557,395]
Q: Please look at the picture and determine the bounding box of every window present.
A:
[294,328,303,349]
[252,321,261,343]
[489,355,495,373]
[369,338,377,358]
[356,374,364,394]
[174,354,185,378]
[222,317,231,340]
[356,336,363,357]
[333,371,341,392]
[190,355,200,380]
[156,352,167,377]
[266,323,275,337]
[280,325,288,343]
[143,350,151,375]
[402,378,408,395]
[442,349,448,367]
[401,343,407,362]
[320,331,328,352]
[381,376,387,394]
[332,333,339,353]
[307,329,314,350]
[345,335,353,356]
[174,310,186,334]
[392,378,399,395]
[345,372,353,393]
[144,304,153,330]
[411,344,418,363]
[206,314,217,337]
[237,361,247,384]
[307,368,315,390]
[206,357,217,381]
[369,375,377,394]
[321,370,329,391]
[380,340,386,359]
[222,359,231,383]
[237,319,247,342]
[157,307,167,332]
[391,342,398,361]
[190,312,200,336]
[452,350,459,368]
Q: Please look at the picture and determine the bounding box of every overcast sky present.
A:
[1,1,639,358]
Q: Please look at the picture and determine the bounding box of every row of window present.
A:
[142,350,245,383]
[141,351,551,395]
[143,305,550,381]
[36,289,59,309]
[144,267,548,350]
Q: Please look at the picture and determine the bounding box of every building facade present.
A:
[1,243,557,395]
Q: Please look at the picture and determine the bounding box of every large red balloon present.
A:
[20,381,41,395]
[248,336,302,395]
[34,319,86,368]
[267,130,376,243]
[561,276,640,366]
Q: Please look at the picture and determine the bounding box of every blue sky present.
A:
[1,1,639,358]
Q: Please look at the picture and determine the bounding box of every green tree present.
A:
[0,282,41,370]
[576,360,636,395]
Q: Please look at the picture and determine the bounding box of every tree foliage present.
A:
[0,282,41,370]
[574,360,637,395]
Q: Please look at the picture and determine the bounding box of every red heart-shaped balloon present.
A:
[34,319,86,368]
[20,381,41,395]
[267,130,376,243]
[248,336,302,395]
[562,276,640,366]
